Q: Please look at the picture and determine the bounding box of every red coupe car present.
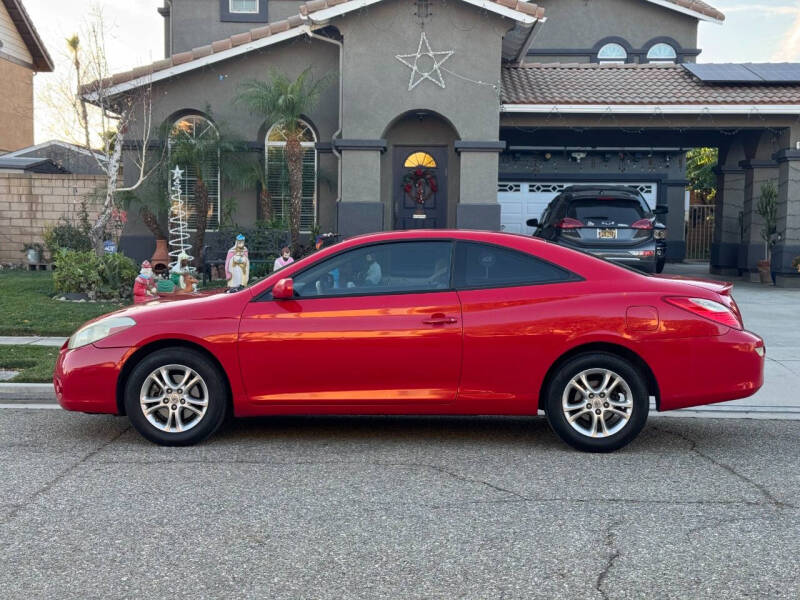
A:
[55,230,764,452]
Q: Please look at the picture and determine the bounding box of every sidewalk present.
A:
[0,336,67,347]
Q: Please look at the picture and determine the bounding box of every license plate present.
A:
[597,228,617,240]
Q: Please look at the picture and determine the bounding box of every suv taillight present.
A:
[631,219,654,230]
[555,217,585,229]
[664,297,742,330]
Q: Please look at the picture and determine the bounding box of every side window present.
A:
[454,242,573,289]
[291,241,452,298]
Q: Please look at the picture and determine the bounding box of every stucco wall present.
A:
[0,173,106,264]
[168,0,304,54]
[336,0,508,140]
[120,35,340,252]
[527,0,699,63]
[0,59,33,153]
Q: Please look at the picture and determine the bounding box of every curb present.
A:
[0,383,57,403]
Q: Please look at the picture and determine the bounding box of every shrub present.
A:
[52,249,138,300]
[99,252,138,299]
[53,249,102,298]
[43,211,93,256]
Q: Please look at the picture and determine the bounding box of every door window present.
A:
[454,242,574,289]
[291,241,453,298]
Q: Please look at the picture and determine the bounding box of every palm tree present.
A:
[223,152,272,223]
[236,68,331,249]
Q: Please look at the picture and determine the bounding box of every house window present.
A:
[597,43,627,64]
[266,120,317,231]
[404,152,437,168]
[230,0,258,13]
[168,115,221,232]
[647,43,677,63]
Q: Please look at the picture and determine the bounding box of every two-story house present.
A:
[96,0,800,285]
[0,0,52,153]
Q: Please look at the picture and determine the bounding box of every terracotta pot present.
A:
[757,260,771,285]
[150,239,170,275]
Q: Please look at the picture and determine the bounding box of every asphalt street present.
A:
[0,408,798,599]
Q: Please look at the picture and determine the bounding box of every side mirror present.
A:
[272,278,294,300]
[526,218,539,227]
[654,206,668,215]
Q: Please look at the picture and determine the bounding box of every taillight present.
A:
[556,217,585,229]
[631,219,654,230]
[664,297,742,330]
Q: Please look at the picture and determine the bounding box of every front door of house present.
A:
[393,147,447,229]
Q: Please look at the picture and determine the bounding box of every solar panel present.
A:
[683,62,800,83]
[743,63,800,83]
[682,63,761,82]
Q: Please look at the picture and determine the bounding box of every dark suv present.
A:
[527,185,667,274]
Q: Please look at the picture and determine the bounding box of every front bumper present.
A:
[54,343,132,414]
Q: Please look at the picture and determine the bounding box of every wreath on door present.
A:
[402,168,438,206]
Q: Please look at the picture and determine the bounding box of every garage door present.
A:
[498,181,658,234]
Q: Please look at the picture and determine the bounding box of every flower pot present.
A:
[757,260,771,285]
[25,248,40,265]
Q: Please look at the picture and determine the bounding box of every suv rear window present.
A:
[567,198,650,227]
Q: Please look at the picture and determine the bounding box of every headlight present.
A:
[654,229,667,240]
[68,316,136,349]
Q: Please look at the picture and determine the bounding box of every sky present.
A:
[21,0,800,143]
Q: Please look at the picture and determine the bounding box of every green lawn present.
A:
[0,271,127,336]
[0,345,58,383]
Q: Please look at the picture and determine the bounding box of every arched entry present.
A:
[382,110,460,230]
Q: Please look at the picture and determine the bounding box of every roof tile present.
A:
[211,39,233,52]
[501,63,800,106]
[251,25,272,40]
[172,51,193,66]
[231,32,252,47]
[191,45,213,59]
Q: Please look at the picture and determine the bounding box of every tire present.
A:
[124,348,228,446]
[656,257,666,273]
[544,353,649,453]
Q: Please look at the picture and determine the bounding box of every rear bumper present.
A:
[54,343,131,414]
[652,329,765,411]
[557,239,657,272]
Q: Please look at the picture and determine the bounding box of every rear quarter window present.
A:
[454,241,576,289]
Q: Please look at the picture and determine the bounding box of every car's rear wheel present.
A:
[124,348,228,446]
[656,257,666,273]
[544,353,649,452]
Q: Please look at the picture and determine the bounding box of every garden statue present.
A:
[226,234,250,289]
[133,260,158,303]
[170,251,198,293]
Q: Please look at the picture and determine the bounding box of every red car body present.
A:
[55,230,764,421]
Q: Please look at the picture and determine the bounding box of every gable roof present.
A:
[83,0,545,100]
[1,0,53,71]
[500,63,800,111]
[648,1,724,24]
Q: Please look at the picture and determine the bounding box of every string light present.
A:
[168,166,192,269]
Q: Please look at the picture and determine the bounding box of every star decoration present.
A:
[171,166,184,180]
[396,32,454,91]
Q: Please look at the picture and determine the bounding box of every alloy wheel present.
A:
[561,368,633,438]
[139,364,209,433]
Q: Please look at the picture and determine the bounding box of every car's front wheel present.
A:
[544,353,649,452]
[124,348,228,446]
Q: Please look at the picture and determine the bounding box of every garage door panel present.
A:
[498,181,658,234]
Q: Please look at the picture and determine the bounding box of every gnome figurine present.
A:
[225,234,250,289]
[133,260,158,303]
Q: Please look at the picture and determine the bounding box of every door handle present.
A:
[423,314,458,325]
